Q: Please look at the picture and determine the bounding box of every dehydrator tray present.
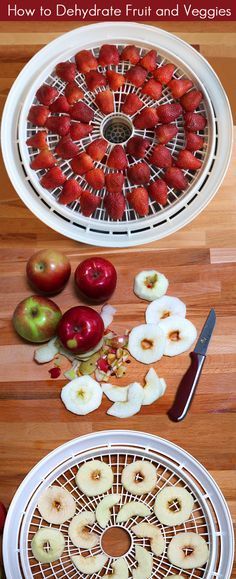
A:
[3,430,234,578]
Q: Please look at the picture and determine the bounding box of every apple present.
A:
[0,502,6,533]
[13,295,62,343]
[26,249,71,295]
[74,257,117,303]
[58,306,104,354]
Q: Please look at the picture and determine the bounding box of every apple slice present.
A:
[107,382,143,418]
[34,337,60,363]
[134,270,169,301]
[61,376,102,415]
[102,382,129,402]
[142,368,166,405]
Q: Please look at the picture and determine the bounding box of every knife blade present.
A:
[168,308,216,422]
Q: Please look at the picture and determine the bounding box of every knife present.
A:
[168,308,216,422]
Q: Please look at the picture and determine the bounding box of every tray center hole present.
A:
[102,113,134,144]
[101,525,131,557]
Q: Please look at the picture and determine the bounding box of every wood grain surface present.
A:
[0,20,235,577]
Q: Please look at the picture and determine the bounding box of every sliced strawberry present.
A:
[121,93,143,115]
[176,149,202,170]
[155,124,178,144]
[70,102,94,123]
[80,190,101,216]
[128,162,150,185]
[104,191,126,220]
[86,138,108,161]
[184,112,207,132]
[120,45,140,64]
[105,172,124,194]
[55,135,79,159]
[56,61,76,83]
[26,131,47,149]
[95,90,114,115]
[148,179,168,205]
[149,144,172,168]
[153,63,175,84]
[98,44,119,67]
[71,153,94,175]
[40,166,66,190]
[36,84,58,106]
[185,132,204,151]
[85,70,106,91]
[45,116,70,136]
[28,105,49,127]
[30,149,56,170]
[164,167,188,190]
[168,78,193,98]
[85,168,105,190]
[50,96,70,114]
[156,103,183,123]
[141,79,162,100]
[126,136,150,159]
[127,187,149,216]
[70,122,93,141]
[107,145,128,170]
[134,107,159,129]
[181,90,203,112]
[65,82,84,105]
[106,70,125,91]
[75,50,98,73]
[58,179,83,204]
[125,65,147,87]
[140,49,157,72]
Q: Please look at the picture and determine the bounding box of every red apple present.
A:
[13,295,62,343]
[26,249,71,295]
[0,502,7,533]
[74,257,117,303]
[58,305,104,354]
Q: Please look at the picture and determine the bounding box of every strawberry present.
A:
[121,93,143,115]
[70,102,94,123]
[40,166,66,190]
[36,84,58,106]
[120,45,140,65]
[26,131,47,149]
[75,50,98,73]
[80,190,101,216]
[98,44,119,67]
[128,162,150,185]
[127,187,149,216]
[184,112,207,132]
[105,172,124,194]
[141,79,162,100]
[28,105,49,127]
[185,131,204,152]
[50,96,70,114]
[56,61,76,83]
[148,179,168,205]
[164,167,188,190]
[71,153,94,175]
[65,82,84,105]
[70,122,93,141]
[134,107,159,129]
[168,78,193,98]
[55,135,79,159]
[181,90,203,112]
[125,65,147,87]
[85,70,106,91]
[176,149,202,170]
[104,191,126,220]
[107,145,128,170]
[86,138,108,161]
[155,124,178,144]
[153,63,175,84]
[45,116,70,136]
[30,149,56,170]
[149,144,172,168]
[156,103,183,123]
[126,136,150,159]
[85,168,105,190]
[58,179,83,204]
[106,70,125,91]
[140,50,157,72]
[95,90,114,114]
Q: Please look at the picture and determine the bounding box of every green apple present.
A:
[13,295,62,343]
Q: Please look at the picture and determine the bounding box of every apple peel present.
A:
[34,337,60,364]
[101,304,116,329]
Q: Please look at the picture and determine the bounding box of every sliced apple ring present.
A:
[31,528,65,563]
[76,459,114,496]
[128,323,166,364]
[37,485,76,524]
[134,270,169,301]
[61,375,102,415]
[159,315,197,356]
[68,511,99,549]
[146,296,186,324]
[154,485,194,526]
[167,532,209,569]
[122,459,157,495]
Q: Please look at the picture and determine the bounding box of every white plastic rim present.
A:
[1,22,233,247]
[3,430,234,578]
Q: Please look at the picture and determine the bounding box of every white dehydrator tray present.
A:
[3,430,234,578]
[1,22,233,247]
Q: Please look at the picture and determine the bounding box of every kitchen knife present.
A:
[168,308,216,422]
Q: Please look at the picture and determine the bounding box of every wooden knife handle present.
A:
[168,351,206,422]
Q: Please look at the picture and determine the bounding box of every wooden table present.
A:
[0,21,235,576]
